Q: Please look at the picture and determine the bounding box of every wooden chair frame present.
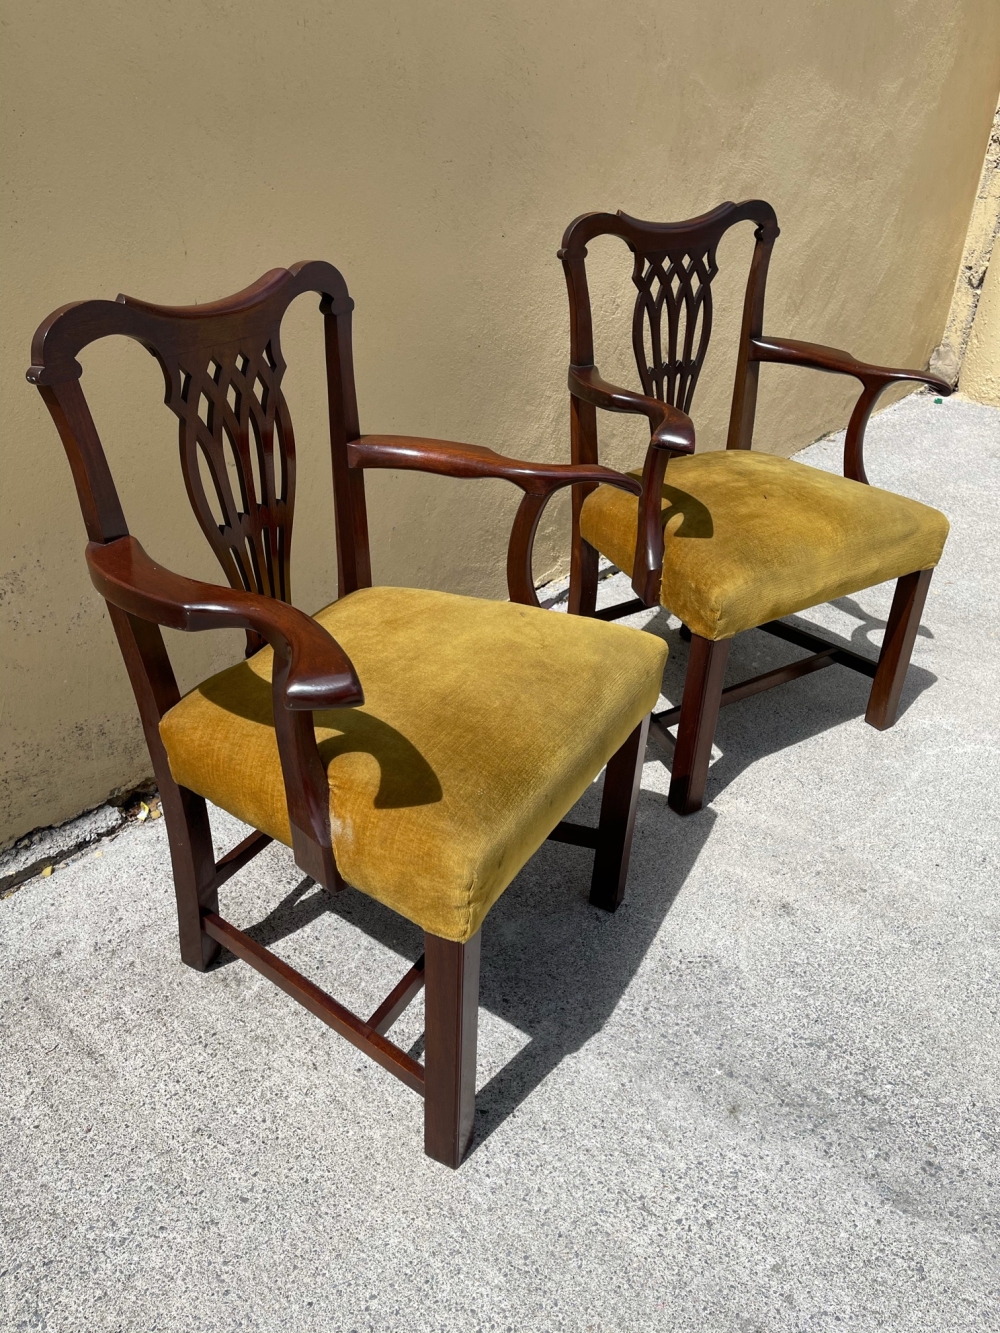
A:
[559,201,952,814]
[28,261,652,1167]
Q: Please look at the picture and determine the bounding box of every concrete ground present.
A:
[2,392,998,1333]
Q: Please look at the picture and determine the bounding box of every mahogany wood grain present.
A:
[86,536,363,710]
[424,931,481,1168]
[568,531,600,617]
[593,598,646,622]
[866,569,933,729]
[547,821,601,849]
[559,199,948,813]
[750,337,952,483]
[367,955,426,1036]
[29,259,654,1165]
[349,433,642,609]
[203,912,425,1093]
[212,830,273,891]
[590,716,651,911]
[651,648,838,735]
[566,367,695,453]
[560,201,777,603]
[104,602,221,969]
[668,636,731,816]
[757,619,879,678]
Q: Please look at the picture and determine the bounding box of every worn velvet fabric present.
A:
[159,586,667,942]
[579,450,949,641]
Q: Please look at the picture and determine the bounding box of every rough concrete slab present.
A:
[1,391,998,1332]
[0,804,126,896]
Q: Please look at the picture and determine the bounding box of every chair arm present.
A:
[348,434,641,607]
[568,365,696,454]
[748,336,953,484]
[348,434,643,496]
[750,336,953,393]
[86,536,363,711]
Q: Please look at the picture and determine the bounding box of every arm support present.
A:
[86,536,363,710]
[750,336,953,483]
[567,366,696,454]
[87,535,363,889]
[568,366,697,605]
[348,434,642,607]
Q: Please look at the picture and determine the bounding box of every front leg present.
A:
[590,716,651,910]
[423,930,482,1167]
[668,634,731,815]
[865,569,933,730]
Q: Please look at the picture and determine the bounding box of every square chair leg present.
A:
[163,783,221,972]
[423,930,481,1168]
[668,633,731,816]
[865,569,933,731]
[590,715,650,911]
[569,532,600,617]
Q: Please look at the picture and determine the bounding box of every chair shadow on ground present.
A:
[204,594,936,1153]
[645,594,937,807]
[209,778,715,1155]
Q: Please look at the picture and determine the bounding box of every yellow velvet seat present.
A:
[579,450,949,641]
[160,585,667,943]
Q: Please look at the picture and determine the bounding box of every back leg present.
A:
[569,528,600,617]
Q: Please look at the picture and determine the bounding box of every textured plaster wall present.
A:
[931,99,1000,384]
[2,0,999,843]
[961,250,1000,404]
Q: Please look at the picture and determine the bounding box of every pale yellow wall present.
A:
[2,0,999,844]
[931,98,999,382]
[961,251,1000,403]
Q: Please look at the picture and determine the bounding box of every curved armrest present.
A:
[568,365,696,454]
[348,434,641,608]
[750,336,954,394]
[348,434,643,496]
[749,336,952,484]
[86,536,363,711]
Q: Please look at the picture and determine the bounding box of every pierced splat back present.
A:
[27,261,370,655]
[162,331,294,605]
[559,200,780,443]
[629,243,719,413]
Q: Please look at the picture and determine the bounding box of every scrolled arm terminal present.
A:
[86,536,363,710]
[568,366,696,454]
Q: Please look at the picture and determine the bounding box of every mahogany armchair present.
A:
[28,262,668,1167]
[560,201,952,814]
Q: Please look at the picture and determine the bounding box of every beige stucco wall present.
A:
[2,0,999,844]
[930,98,1000,383]
[961,251,1000,403]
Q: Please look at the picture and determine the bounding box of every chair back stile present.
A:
[27,263,375,928]
[28,261,373,666]
[558,200,780,463]
[27,258,675,1166]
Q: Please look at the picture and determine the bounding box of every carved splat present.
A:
[558,201,781,439]
[163,337,295,651]
[630,246,719,413]
[26,262,361,654]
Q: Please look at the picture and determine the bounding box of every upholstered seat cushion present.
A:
[579,450,949,641]
[160,586,667,942]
